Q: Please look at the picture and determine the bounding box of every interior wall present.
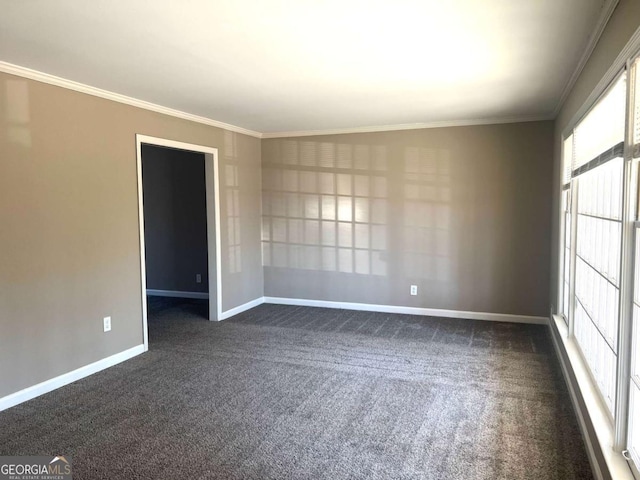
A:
[0,72,263,398]
[550,0,640,313]
[142,145,208,294]
[262,121,554,317]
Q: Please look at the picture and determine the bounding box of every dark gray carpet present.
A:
[0,300,592,479]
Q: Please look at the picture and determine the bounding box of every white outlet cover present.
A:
[196,274,202,283]
[410,285,418,295]
[103,316,111,332]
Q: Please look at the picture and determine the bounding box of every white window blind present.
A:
[562,189,571,320]
[563,135,573,186]
[635,58,640,157]
[574,158,623,413]
[573,74,626,172]
[570,73,627,416]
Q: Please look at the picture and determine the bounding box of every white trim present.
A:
[614,56,638,450]
[218,297,265,320]
[261,115,551,139]
[209,147,224,322]
[562,26,640,137]
[263,297,548,324]
[553,0,620,118]
[0,61,554,140]
[0,345,145,412]
[136,138,149,350]
[139,139,257,324]
[135,135,222,354]
[146,289,209,300]
[550,314,635,480]
[0,61,261,139]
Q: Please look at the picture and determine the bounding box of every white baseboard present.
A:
[146,289,209,300]
[0,344,145,412]
[219,297,265,320]
[263,297,548,325]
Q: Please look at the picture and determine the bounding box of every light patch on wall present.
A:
[5,79,31,147]
[225,131,242,274]
[226,183,242,274]
[262,140,389,277]
[403,147,454,285]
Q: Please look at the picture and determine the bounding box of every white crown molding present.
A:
[0,61,263,139]
[552,0,620,119]
[0,61,557,141]
[261,114,553,139]
[561,24,640,137]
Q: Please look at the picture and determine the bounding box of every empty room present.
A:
[1,0,640,479]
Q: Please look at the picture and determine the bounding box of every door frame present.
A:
[135,134,222,351]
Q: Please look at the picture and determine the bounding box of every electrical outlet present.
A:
[103,316,111,332]
[196,274,202,284]
[410,285,418,296]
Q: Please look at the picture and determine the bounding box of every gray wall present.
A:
[550,0,640,312]
[0,72,264,398]
[142,144,208,293]
[262,121,554,317]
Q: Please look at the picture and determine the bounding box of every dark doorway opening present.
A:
[141,144,209,324]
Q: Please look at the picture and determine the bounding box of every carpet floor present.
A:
[0,300,592,479]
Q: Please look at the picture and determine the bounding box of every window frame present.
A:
[622,55,640,465]
[557,56,640,476]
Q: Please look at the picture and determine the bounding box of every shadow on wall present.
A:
[262,138,461,305]
[262,141,392,276]
[402,146,453,290]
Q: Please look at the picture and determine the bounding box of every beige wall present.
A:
[262,122,553,316]
[9,0,632,399]
[550,0,640,312]
[0,72,263,397]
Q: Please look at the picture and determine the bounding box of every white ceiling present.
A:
[0,0,605,135]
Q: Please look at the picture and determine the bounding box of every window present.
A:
[561,188,571,320]
[560,134,573,321]
[629,225,640,465]
[627,57,640,468]
[574,155,624,413]
[558,52,640,476]
[565,72,626,415]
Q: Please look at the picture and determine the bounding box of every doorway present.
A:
[135,135,221,351]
